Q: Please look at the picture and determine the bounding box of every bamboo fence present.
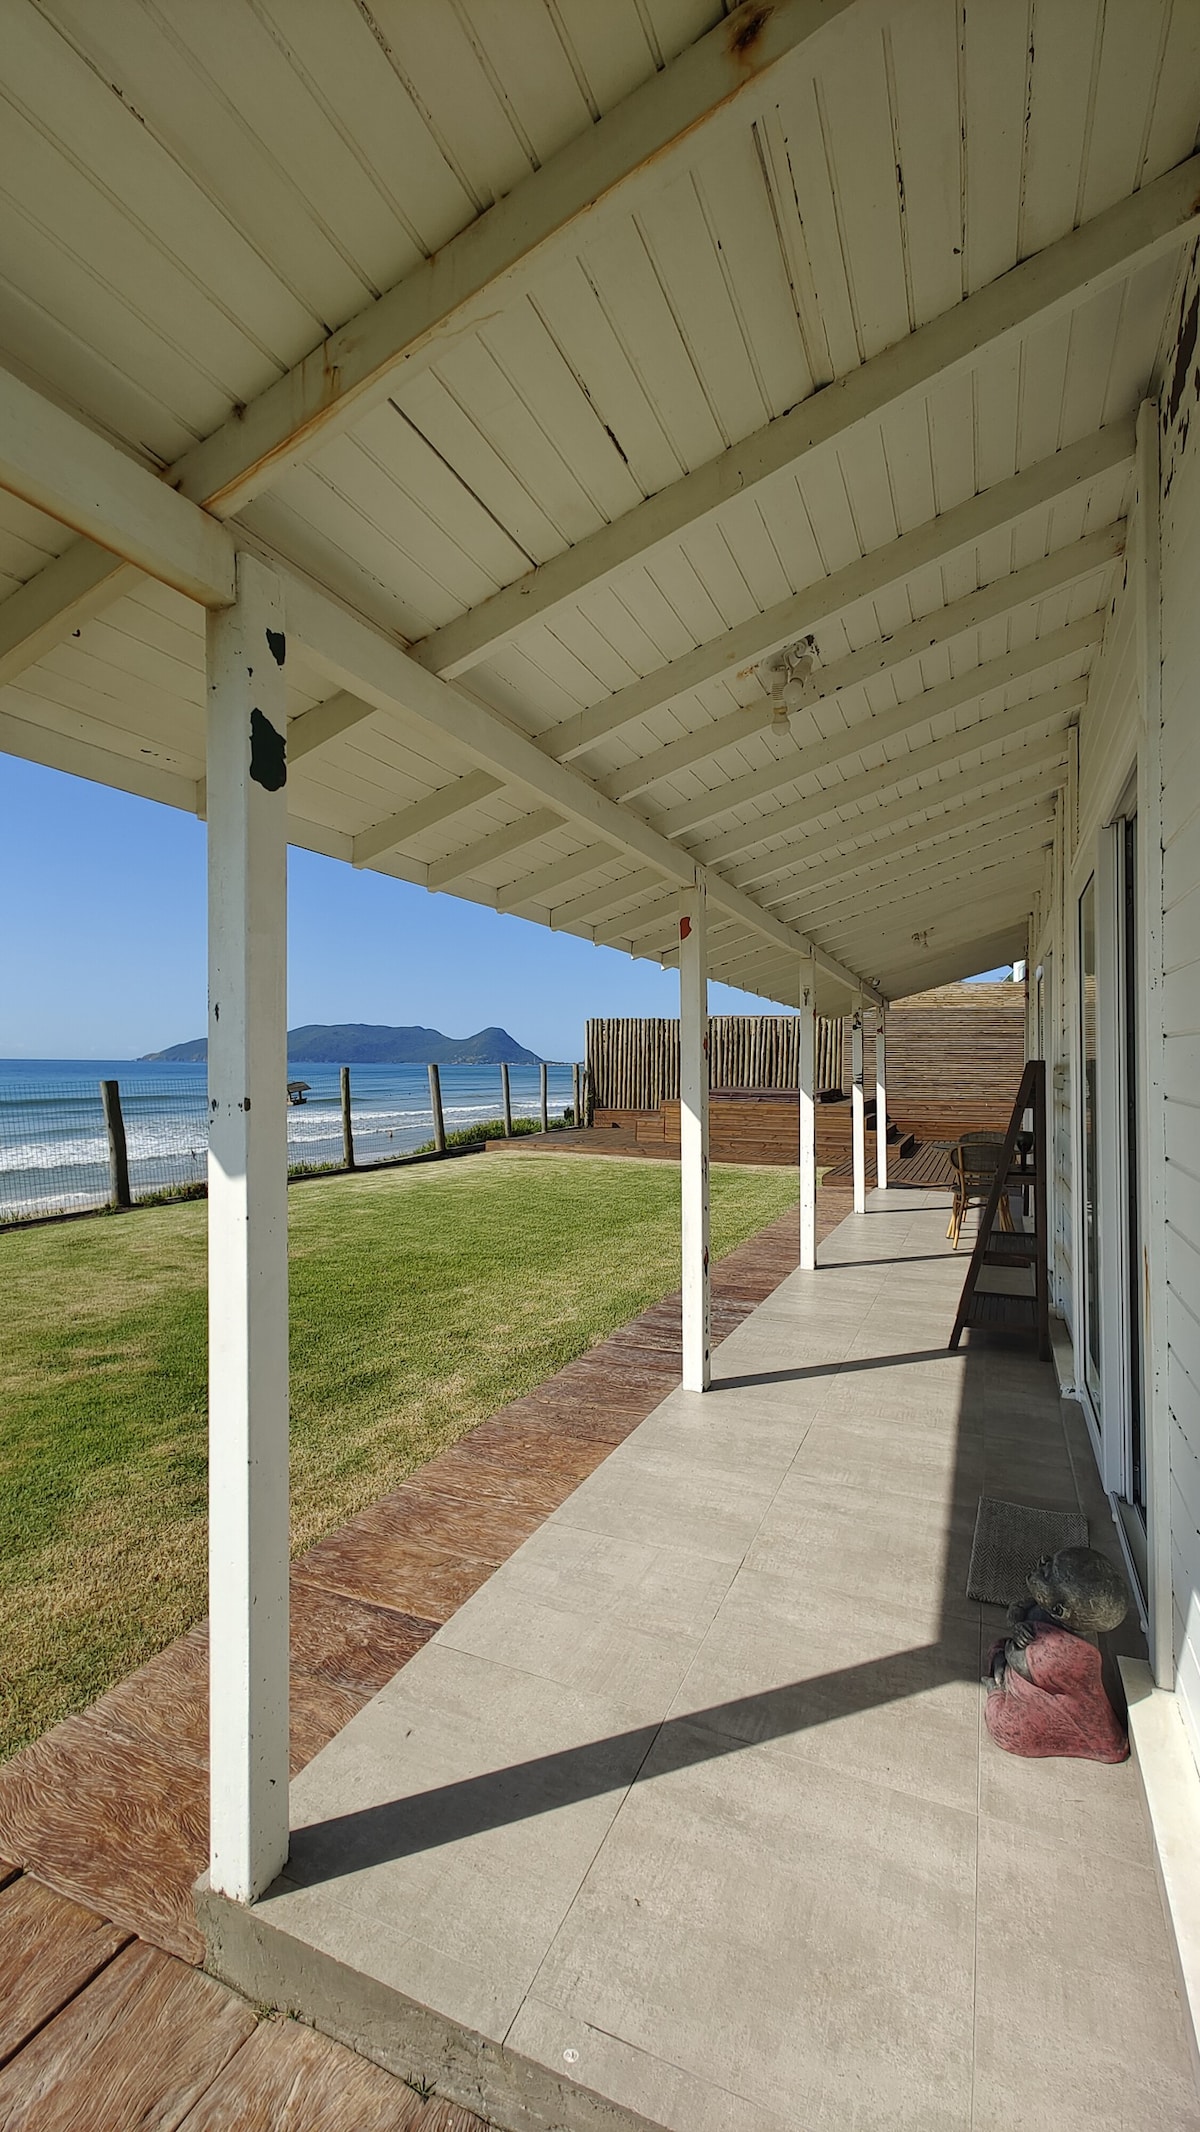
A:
[585,1016,843,1113]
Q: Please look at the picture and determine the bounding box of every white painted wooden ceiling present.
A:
[1,0,1198,1009]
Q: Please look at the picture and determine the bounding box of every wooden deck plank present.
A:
[0,1860,18,1891]
[0,1877,129,2070]
[0,1943,256,2132]
[174,2016,429,2131]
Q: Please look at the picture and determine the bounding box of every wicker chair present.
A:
[947,1132,1015,1249]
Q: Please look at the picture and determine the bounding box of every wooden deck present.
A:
[0,1188,851,2132]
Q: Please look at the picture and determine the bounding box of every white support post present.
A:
[799,954,817,1271]
[679,879,711,1392]
[875,1009,889,1190]
[851,1002,866,1215]
[206,551,290,1905]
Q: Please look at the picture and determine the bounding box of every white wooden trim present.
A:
[679,881,711,1393]
[1134,400,1173,1687]
[170,0,859,517]
[851,1007,866,1215]
[1095,823,1130,1495]
[600,529,1123,799]
[654,619,1102,840]
[0,540,135,688]
[417,141,1199,681]
[542,432,1132,763]
[0,367,235,607]
[799,954,817,1271]
[206,552,290,1904]
[876,1011,888,1191]
[280,565,884,1004]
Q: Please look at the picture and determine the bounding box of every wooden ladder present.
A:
[949,1058,1049,1359]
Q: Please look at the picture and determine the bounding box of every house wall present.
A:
[1031,243,1200,1773]
[1158,250,1200,1769]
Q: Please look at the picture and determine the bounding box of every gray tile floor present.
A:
[237,1192,1200,2131]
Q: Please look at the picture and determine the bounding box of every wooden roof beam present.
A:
[596,528,1122,801]
[696,682,1084,871]
[727,736,1070,893]
[813,856,1048,958]
[278,564,883,1005]
[651,617,1100,841]
[352,769,505,867]
[287,691,377,763]
[414,157,1200,682]
[168,0,857,518]
[0,366,234,607]
[763,787,1058,912]
[770,806,1056,926]
[0,541,136,690]
[495,842,624,915]
[426,809,566,893]
[541,430,1130,765]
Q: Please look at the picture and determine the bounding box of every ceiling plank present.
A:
[168,0,858,518]
[281,565,881,1003]
[771,805,1056,923]
[352,768,505,867]
[651,615,1101,840]
[546,864,667,929]
[696,681,1084,869]
[0,542,136,689]
[539,427,1132,762]
[496,842,623,913]
[287,691,376,762]
[413,152,1200,681]
[0,367,235,607]
[427,809,566,892]
[759,780,1061,908]
[727,736,1071,892]
[0,706,200,812]
[597,527,1121,800]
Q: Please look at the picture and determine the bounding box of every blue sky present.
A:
[0,755,805,1061]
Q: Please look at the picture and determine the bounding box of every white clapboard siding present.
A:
[1159,249,1200,1771]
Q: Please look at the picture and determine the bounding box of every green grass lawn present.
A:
[0,1152,798,1761]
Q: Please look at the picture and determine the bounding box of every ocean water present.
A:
[0,1059,578,1222]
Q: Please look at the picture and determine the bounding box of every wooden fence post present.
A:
[427,1063,446,1152]
[100,1079,132,1209]
[572,1062,581,1125]
[340,1066,355,1170]
[540,1061,549,1131]
[500,1061,512,1137]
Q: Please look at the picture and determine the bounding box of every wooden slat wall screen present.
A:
[585,1017,843,1110]
[838,984,1026,1130]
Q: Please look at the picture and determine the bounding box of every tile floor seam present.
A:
[520,1999,791,2130]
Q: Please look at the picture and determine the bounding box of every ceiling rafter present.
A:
[0,542,136,690]
[538,428,1132,765]
[496,842,624,914]
[279,563,882,1004]
[413,156,1200,683]
[815,861,1048,962]
[755,774,1063,908]
[695,681,1084,870]
[650,614,1101,841]
[596,526,1122,801]
[725,735,1071,893]
[0,366,234,607]
[787,821,1054,935]
[426,808,566,893]
[352,768,504,867]
[287,692,376,764]
[771,806,1056,926]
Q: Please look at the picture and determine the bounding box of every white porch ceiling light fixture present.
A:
[755,636,820,728]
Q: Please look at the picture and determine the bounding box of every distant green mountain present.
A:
[142,1023,543,1066]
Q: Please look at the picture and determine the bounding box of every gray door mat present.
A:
[967,1496,1088,1605]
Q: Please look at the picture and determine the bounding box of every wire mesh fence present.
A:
[0,1062,582,1227]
